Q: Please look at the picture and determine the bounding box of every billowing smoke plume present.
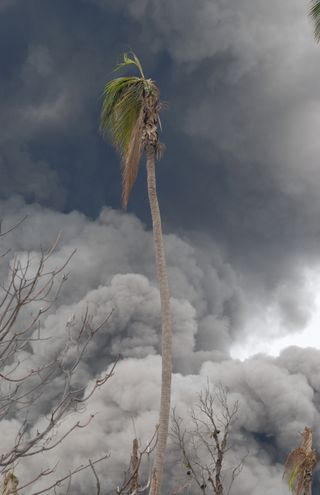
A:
[0,198,319,493]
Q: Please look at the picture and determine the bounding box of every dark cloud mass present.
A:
[1,0,320,493]
[0,0,319,284]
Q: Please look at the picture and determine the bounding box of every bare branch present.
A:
[17,454,110,495]
[89,459,101,495]
[0,216,28,238]
[0,223,116,494]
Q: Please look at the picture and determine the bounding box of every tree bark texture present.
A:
[146,149,172,495]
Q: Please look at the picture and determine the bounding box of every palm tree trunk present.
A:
[146,148,172,495]
[304,480,312,495]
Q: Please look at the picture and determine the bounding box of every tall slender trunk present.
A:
[146,148,172,495]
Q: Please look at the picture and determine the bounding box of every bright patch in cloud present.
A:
[231,266,320,360]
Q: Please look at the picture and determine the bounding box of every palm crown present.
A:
[310,1,320,42]
[100,53,163,208]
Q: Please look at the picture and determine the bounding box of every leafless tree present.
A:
[0,221,116,494]
[171,385,243,495]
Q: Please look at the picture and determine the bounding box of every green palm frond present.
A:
[289,464,304,495]
[114,52,145,78]
[289,466,299,491]
[310,1,320,42]
[100,76,144,154]
[100,76,145,208]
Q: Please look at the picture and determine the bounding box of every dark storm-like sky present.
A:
[3,0,320,283]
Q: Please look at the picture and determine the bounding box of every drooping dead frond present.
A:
[121,107,144,208]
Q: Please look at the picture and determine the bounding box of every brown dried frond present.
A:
[284,446,317,495]
[121,107,144,209]
[284,448,307,480]
[159,100,169,111]
[1,471,19,495]
[155,142,166,161]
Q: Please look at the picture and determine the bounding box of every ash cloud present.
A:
[10,350,320,494]
[0,200,318,492]
[0,198,242,374]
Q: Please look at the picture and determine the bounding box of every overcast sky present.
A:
[1,0,320,493]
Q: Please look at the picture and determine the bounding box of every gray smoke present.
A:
[0,198,244,372]
[9,349,320,494]
[0,199,318,493]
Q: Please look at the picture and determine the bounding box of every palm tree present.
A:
[310,1,320,42]
[100,53,172,495]
[283,427,317,495]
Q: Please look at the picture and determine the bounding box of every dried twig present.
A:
[89,459,101,495]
